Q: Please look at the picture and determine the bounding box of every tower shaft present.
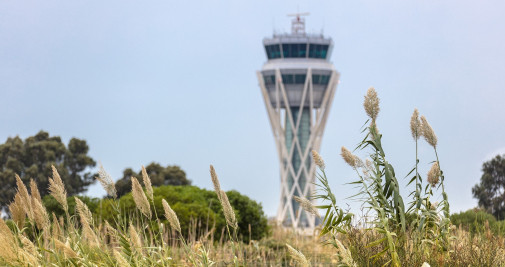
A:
[257,68,339,228]
[258,15,339,229]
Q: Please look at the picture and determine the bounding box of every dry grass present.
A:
[0,165,503,266]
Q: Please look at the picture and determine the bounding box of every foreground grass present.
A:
[2,88,505,266]
[1,166,505,266]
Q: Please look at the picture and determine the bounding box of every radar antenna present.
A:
[287,12,310,35]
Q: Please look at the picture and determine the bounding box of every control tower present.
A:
[257,14,339,229]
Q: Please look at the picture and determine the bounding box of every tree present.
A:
[115,162,191,197]
[472,154,505,220]
[0,131,96,209]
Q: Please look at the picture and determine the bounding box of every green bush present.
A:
[450,209,505,235]
[95,185,269,242]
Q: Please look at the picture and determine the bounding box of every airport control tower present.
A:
[257,14,339,229]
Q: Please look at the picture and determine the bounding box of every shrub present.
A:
[95,185,269,242]
[451,209,505,235]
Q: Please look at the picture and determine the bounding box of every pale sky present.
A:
[1,0,505,217]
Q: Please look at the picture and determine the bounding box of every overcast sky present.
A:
[1,0,505,217]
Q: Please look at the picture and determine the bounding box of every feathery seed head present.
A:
[334,239,357,267]
[363,87,380,122]
[31,196,50,231]
[311,150,325,170]
[410,109,421,140]
[0,218,19,265]
[420,116,438,148]
[427,162,440,187]
[9,193,25,229]
[49,166,68,212]
[294,196,320,219]
[162,199,181,233]
[82,223,99,247]
[141,165,154,201]
[129,224,143,254]
[210,165,221,199]
[75,197,93,227]
[30,179,42,204]
[20,235,37,256]
[19,235,40,265]
[219,190,238,229]
[131,177,151,218]
[75,197,99,246]
[286,244,311,267]
[114,250,130,267]
[54,239,78,258]
[52,212,62,240]
[341,147,357,168]
[104,220,118,237]
[0,217,15,244]
[96,164,117,199]
[15,174,33,220]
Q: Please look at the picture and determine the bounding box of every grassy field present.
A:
[1,87,505,266]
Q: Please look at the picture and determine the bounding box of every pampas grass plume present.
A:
[294,196,320,219]
[210,165,221,199]
[420,115,438,148]
[15,174,33,220]
[363,87,380,122]
[30,179,42,204]
[96,164,117,199]
[162,199,181,233]
[48,165,68,212]
[9,192,25,229]
[286,244,311,267]
[410,109,421,140]
[341,147,357,168]
[220,190,238,229]
[311,150,325,170]
[427,162,440,187]
[141,165,154,201]
[131,177,152,219]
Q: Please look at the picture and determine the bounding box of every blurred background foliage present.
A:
[43,185,269,243]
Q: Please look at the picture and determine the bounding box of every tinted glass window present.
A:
[312,74,330,85]
[282,74,294,84]
[282,43,307,58]
[295,74,306,84]
[281,74,306,84]
[308,44,329,59]
[263,75,275,85]
[265,45,281,59]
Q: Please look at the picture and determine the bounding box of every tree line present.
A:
[0,130,190,210]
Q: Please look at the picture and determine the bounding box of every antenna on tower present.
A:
[287,12,310,35]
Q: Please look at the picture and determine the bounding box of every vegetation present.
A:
[115,163,191,198]
[0,88,504,266]
[287,88,505,266]
[0,131,95,210]
[451,208,505,236]
[42,185,268,243]
[472,154,505,220]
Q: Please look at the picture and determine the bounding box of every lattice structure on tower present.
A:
[257,14,340,229]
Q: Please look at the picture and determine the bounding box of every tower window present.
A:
[308,44,329,59]
[312,74,330,85]
[265,44,281,59]
[282,43,307,58]
[281,74,306,84]
[263,75,276,85]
